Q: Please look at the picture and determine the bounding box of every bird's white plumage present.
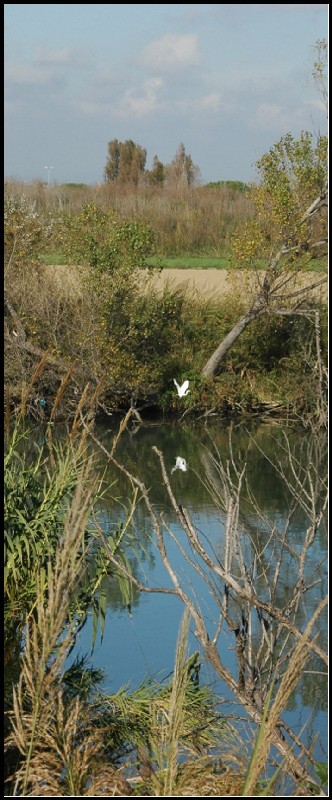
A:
[171,456,187,474]
[173,378,190,397]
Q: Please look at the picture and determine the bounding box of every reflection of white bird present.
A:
[171,456,187,474]
[173,378,190,397]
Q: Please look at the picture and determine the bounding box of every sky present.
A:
[4,4,328,185]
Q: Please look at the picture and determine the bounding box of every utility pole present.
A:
[44,165,54,186]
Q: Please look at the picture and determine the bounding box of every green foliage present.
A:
[205,180,248,192]
[231,131,327,266]
[97,614,229,792]
[4,425,79,639]
[4,423,136,647]
[239,314,300,370]
[60,182,89,189]
[60,201,154,275]
[256,131,327,219]
[313,761,328,789]
[145,256,230,269]
[5,588,230,796]
[146,154,165,186]
[96,284,242,408]
[3,128,328,422]
[62,655,105,701]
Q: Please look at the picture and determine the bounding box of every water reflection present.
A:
[20,413,328,764]
[68,415,328,762]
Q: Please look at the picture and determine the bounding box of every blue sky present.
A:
[4,4,328,185]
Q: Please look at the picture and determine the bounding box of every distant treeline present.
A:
[205,180,248,192]
[59,179,249,192]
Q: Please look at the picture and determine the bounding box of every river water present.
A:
[65,413,327,774]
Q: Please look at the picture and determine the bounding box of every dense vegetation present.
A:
[5,422,237,796]
[4,113,328,794]
[4,131,327,425]
[4,406,328,795]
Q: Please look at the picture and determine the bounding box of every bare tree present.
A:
[83,409,328,794]
[165,143,200,189]
[202,173,327,378]
[202,42,328,379]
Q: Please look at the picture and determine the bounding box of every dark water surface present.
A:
[66,415,328,769]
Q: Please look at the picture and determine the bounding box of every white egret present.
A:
[173,378,190,397]
[171,456,187,474]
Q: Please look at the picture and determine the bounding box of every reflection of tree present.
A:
[82,410,327,794]
[283,663,328,716]
[201,436,326,594]
[298,662,328,713]
[85,503,156,614]
[84,415,327,656]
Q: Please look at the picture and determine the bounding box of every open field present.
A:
[147,268,328,302]
[145,256,326,272]
[47,264,327,303]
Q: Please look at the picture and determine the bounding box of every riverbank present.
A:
[6,260,327,424]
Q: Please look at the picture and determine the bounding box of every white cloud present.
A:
[117,78,164,117]
[176,92,222,114]
[139,33,201,71]
[5,46,92,88]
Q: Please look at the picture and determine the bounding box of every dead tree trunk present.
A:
[201,182,327,379]
[202,303,264,378]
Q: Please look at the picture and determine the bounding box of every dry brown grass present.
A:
[45,263,328,303]
[174,762,246,796]
[5,178,254,255]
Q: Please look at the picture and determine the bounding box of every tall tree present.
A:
[104,139,147,185]
[146,155,165,186]
[104,139,121,182]
[202,40,328,379]
[166,143,200,188]
[202,131,327,378]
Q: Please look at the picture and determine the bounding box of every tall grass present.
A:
[4,422,84,641]
[4,458,136,796]
[5,406,327,795]
[5,475,240,795]
[4,178,255,257]
[242,597,328,796]
[150,610,201,795]
[6,458,96,794]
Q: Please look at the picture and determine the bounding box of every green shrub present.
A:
[59,201,154,275]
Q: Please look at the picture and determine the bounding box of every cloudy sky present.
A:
[4,4,328,185]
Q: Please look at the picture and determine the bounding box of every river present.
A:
[65,413,327,778]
